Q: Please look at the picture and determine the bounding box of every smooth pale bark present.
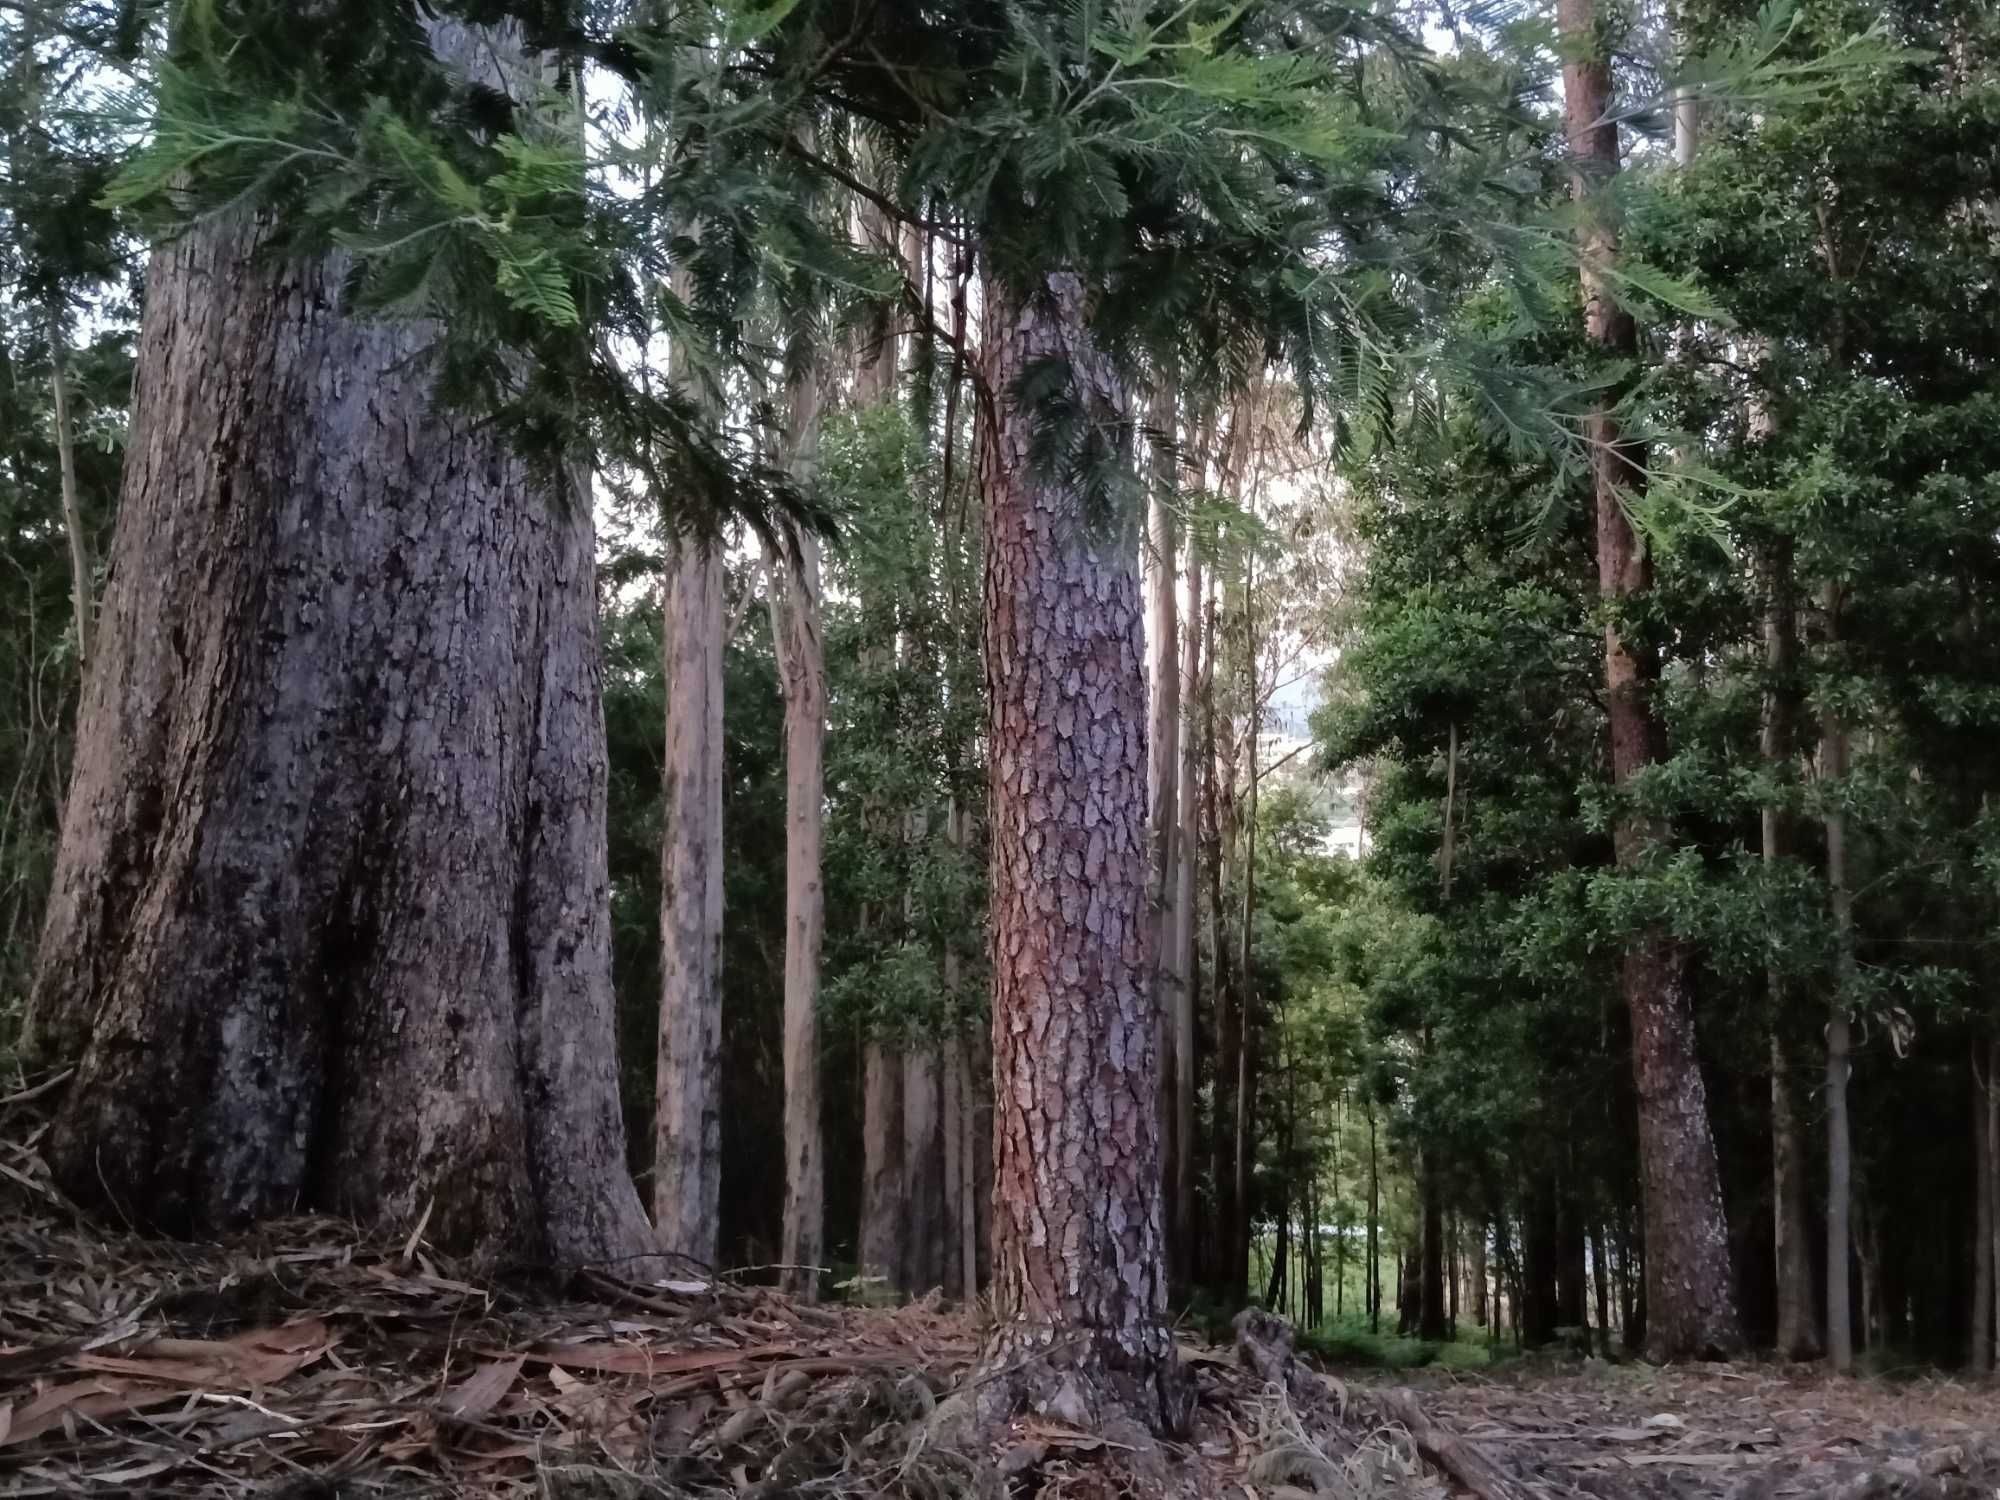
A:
[859,1041,904,1298]
[1171,495,1203,1284]
[1822,583,1856,1373]
[979,269,1184,1433]
[26,204,655,1267]
[1143,379,1181,1284]
[767,352,827,1299]
[1559,0,1742,1361]
[47,307,92,670]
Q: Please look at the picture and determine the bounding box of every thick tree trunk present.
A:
[1144,378,1181,1286]
[859,1041,905,1299]
[1559,0,1741,1362]
[902,1042,944,1294]
[978,269,1184,1434]
[1822,582,1855,1373]
[25,211,655,1268]
[1420,1152,1448,1341]
[767,359,827,1299]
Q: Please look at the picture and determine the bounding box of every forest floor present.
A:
[3,1079,1998,1498]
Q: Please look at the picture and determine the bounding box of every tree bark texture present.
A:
[1559,0,1743,1362]
[1172,507,1203,1286]
[656,532,726,1267]
[978,269,1184,1433]
[1823,582,1856,1373]
[1143,378,1181,1286]
[26,212,655,1269]
[768,361,827,1300]
[860,1039,905,1298]
[903,1042,944,1294]
[1761,541,1819,1359]
[47,304,93,670]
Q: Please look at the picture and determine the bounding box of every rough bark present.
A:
[1143,378,1181,1287]
[859,1040,905,1298]
[767,356,827,1300]
[1823,582,1856,1373]
[25,208,655,1269]
[1559,0,1742,1362]
[978,268,1184,1434]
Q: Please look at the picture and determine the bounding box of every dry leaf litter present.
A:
[3,1070,1997,1498]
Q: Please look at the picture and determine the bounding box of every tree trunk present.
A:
[1987,1037,1999,1373]
[1972,1048,1992,1373]
[765,313,828,1300]
[902,1042,944,1294]
[978,269,1183,1433]
[1172,532,1202,1286]
[1144,378,1181,1287]
[656,539,726,1267]
[46,303,93,671]
[960,1029,981,1304]
[25,206,655,1268]
[1367,1103,1382,1334]
[655,243,728,1267]
[1823,582,1855,1373]
[1761,538,1819,1360]
[859,1040,904,1299]
[1205,572,1241,1296]
[1558,0,1742,1362]
[1420,1153,1448,1341]
[1590,1219,1612,1353]
[1471,1217,1489,1330]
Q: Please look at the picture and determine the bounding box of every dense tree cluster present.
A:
[0,0,1991,1446]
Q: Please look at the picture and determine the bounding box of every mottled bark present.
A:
[47,306,92,670]
[1823,582,1855,1373]
[859,1040,904,1298]
[25,209,655,1269]
[767,359,827,1300]
[1559,0,1742,1362]
[979,269,1184,1433]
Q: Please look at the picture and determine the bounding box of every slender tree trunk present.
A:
[1172,535,1203,1285]
[1987,1036,1999,1373]
[1205,570,1240,1294]
[1972,1048,1993,1373]
[1144,379,1181,1285]
[960,1029,981,1304]
[1823,582,1855,1373]
[860,1041,905,1299]
[1589,1219,1612,1353]
[1471,1217,1489,1330]
[766,328,827,1300]
[25,194,655,1266]
[978,269,1184,1432]
[1760,539,1819,1359]
[1558,0,1742,1362]
[46,304,93,670]
[1367,1103,1381,1334]
[1233,550,1261,1301]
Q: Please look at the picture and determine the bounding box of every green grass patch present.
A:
[1299,1318,1495,1371]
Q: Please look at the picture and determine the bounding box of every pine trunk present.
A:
[979,269,1183,1433]
[1171,535,1202,1285]
[26,211,655,1268]
[1420,1152,1448,1341]
[1559,0,1742,1362]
